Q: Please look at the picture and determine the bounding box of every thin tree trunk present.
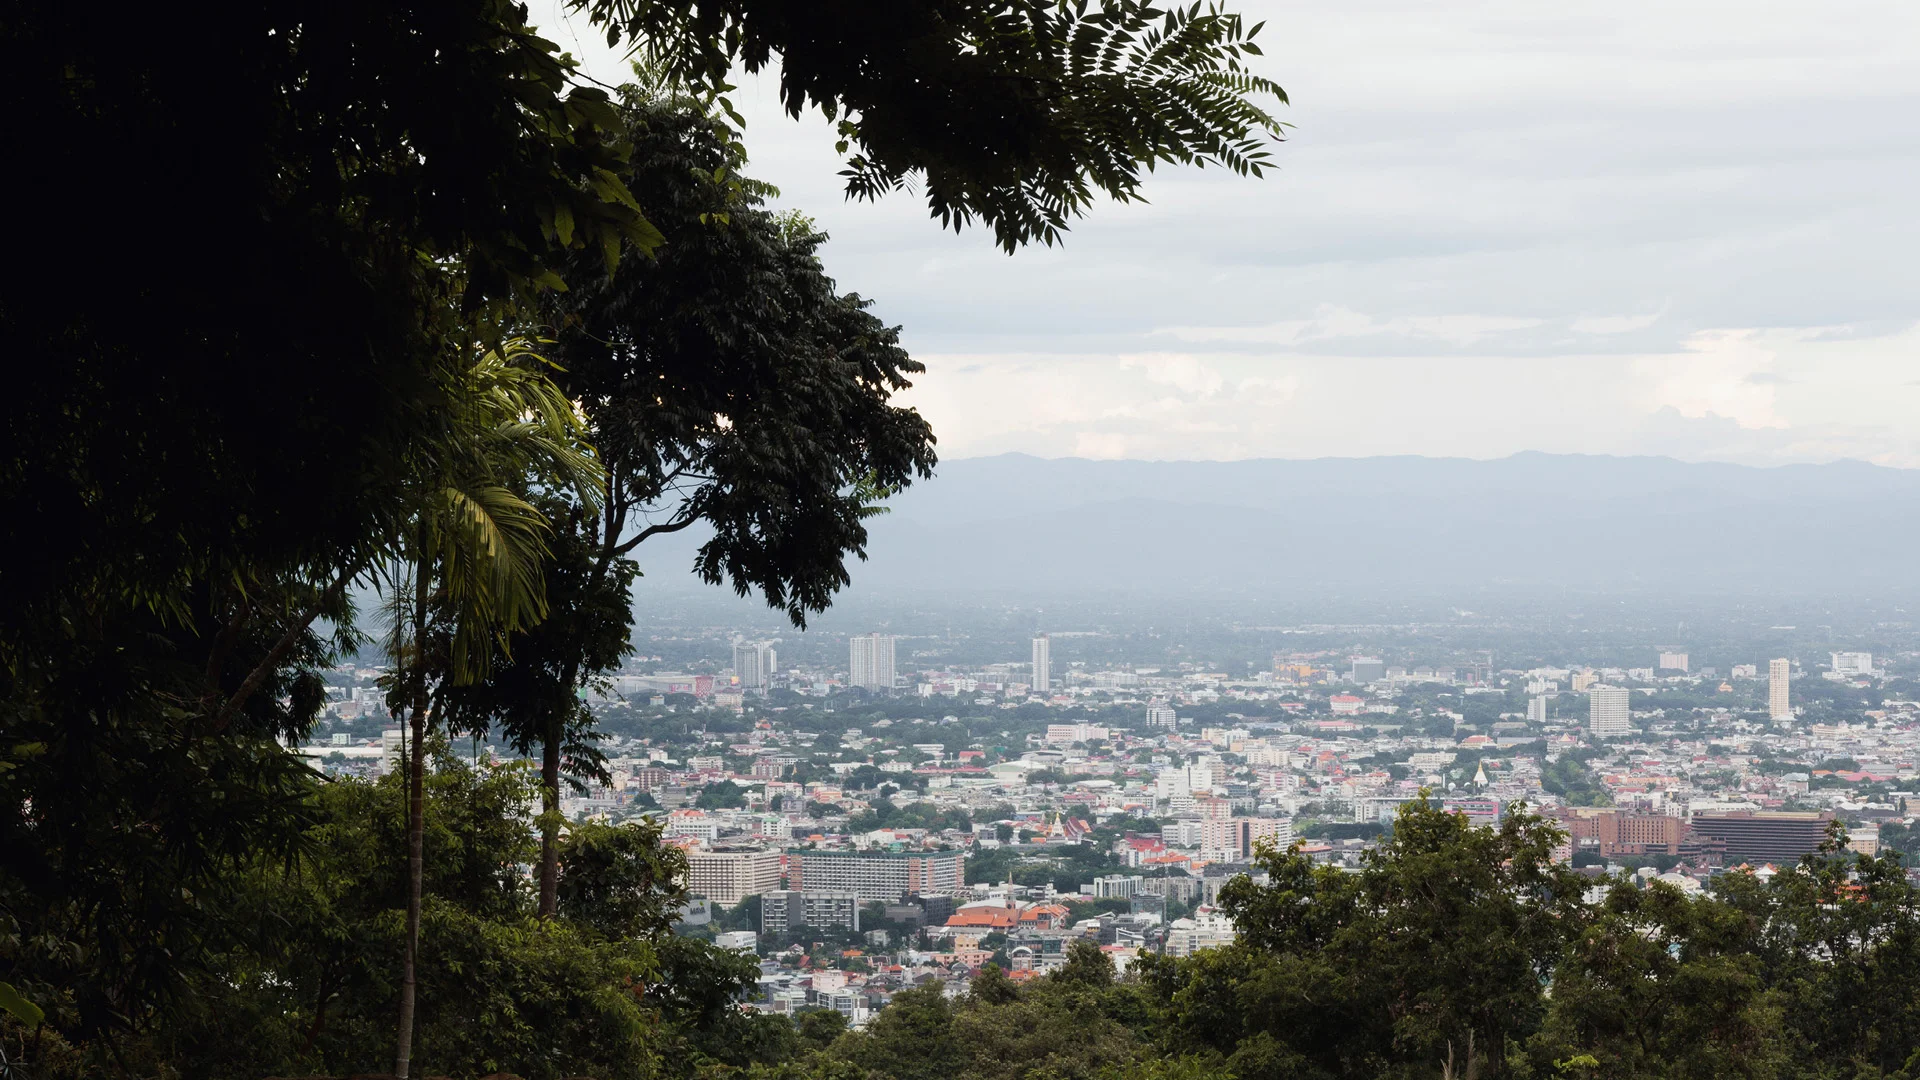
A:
[538,720,562,918]
[394,560,431,1079]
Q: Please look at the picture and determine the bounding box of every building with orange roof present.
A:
[946,905,1020,930]
[1018,903,1070,929]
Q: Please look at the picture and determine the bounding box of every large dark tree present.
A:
[0,0,1286,1043]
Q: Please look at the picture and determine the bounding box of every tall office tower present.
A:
[1146,702,1178,730]
[1769,658,1791,719]
[1527,695,1548,724]
[1031,634,1052,692]
[1588,685,1631,737]
[732,640,776,689]
[849,633,896,691]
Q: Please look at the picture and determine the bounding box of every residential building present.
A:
[1769,658,1791,719]
[1658,651,1689,672]
[785,849,965,903]
[1527,695,1548,723]
[1032,634,1052,692]
[1349,657,1386,683]
[1146,703,1178,730]
[1202,817,1293,859]
[761,890,861,934]
[1589,685,1631,737]
[684,847,784,907]
[849,633,896,691]
[733,640,777,689]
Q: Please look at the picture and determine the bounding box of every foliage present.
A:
[849,797,974,833]
[697,780,752,810]
[558,819,690,939]
[549,87,938,628]
[1541,752,1614,807]
[589,0,1286,251]
[4,0,1287,1056]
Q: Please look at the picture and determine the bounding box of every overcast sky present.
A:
[543,1,1920,467]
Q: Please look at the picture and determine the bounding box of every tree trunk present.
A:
[538,716,562,918]
[394,561,431,1079]
[538,659,582,919]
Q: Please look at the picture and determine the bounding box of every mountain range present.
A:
[632,452,1920,601]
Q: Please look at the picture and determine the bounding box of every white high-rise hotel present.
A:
[1031,634,1051,692]
[849,633,895,691]
[1588,685,1630,737]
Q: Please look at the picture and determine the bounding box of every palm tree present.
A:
[384,338,602,1080]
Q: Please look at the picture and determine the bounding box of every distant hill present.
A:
[631,453,1920,600]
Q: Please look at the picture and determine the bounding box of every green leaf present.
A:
[0,981,43,1026]
[553,201,575,247]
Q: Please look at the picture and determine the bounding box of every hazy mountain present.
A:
[631,453,1920,601]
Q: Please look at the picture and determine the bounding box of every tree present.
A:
[557,819,689,940]
[441,489,641,918]
[586,0,1287,250]
[4,0,1288,1050]
[1166,798,1590,1080]
[1054,938,1115,989]
[696,781,750,810]
[379,339,604,1079]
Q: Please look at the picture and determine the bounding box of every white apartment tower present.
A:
[1588,685,1631,738]
[849,633,896,691]
[1146,702,1177,730]
[732,640,776,689]
[1769,658,1791,719]
[1527,695,1548,724]
[1031,634,1052,692]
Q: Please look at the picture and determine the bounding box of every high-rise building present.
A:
[1769,658,1791,719]
[785,849,965,903]
[684,847,784,906]
[1588,685,1631,737]
[1527,695,1549,724]
[849,633,896,691]
[1031,634,1052,692]
[1349,656,1386,683]
[732,640,777,689]
[1146,702,1178,730]
[1658,651,1689,672]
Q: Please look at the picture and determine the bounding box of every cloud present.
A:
[537,0,1920,467]
[1572,312,1663,334]
[1154,306,1545,350]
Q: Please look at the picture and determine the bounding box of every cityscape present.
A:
[303,607,1920,1027]
[12,1,1920,1077]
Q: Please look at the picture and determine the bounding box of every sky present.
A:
[541,1,1920,467]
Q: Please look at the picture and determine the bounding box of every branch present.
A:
[610,509,701,556]
[211,565,357,733]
